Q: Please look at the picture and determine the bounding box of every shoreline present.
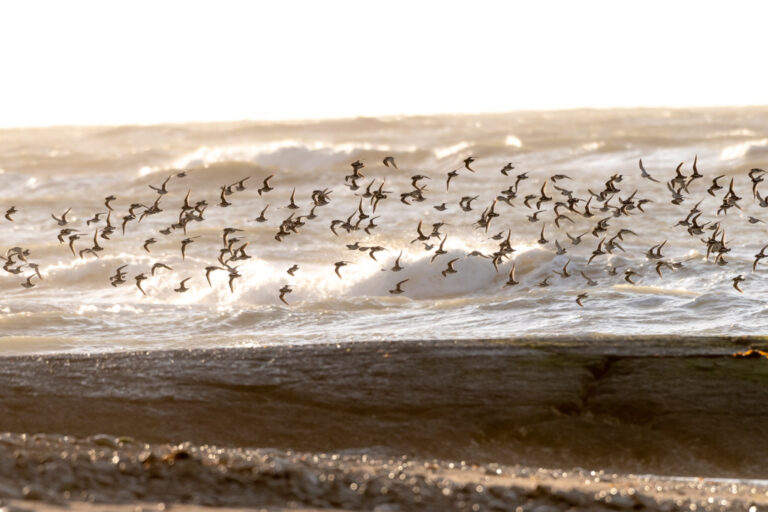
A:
[1,338,767,509]
[0,432,764,511]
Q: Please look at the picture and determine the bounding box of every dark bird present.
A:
[500,163,515,176]
[258,174,275,195]
[255,204,269,223]
[135,273,148,295]
[624,269,639,285]
[234,176,250,191]
[733,274,745,293]
[151,262,173,276]
[218,186,233,207]
[383,156,398,168]
[180,237,198,260]
[504,263,519,286]
[446,170,458,190]
[205,266,226,287]
[389,279,408,295]
[4,206,16,222]
[174,278,191,293]
[391,251,404,272]
[463,156,476,172]
[754,244,768,271]
[143,238,157,253]
[708,175,725,196]
[287,188,299,209]
[279,285,293,304]
[441,258,459,277]
[334,261,351,279]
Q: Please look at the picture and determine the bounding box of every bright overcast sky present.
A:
[1,1,767,127]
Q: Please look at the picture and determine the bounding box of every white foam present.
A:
[137,141,416,177]
[719,138,768,160]
[434,142,470,160]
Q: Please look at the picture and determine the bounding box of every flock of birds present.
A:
[3,153,768,307]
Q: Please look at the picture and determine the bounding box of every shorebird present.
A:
[430,236,448,262]
[4,206,17,221]
[218,187,232,207]
[441,258,459,277]
[180,237,198,260]
[638,158,660,183]
[51,208,71,226]
[390,251,404,272]
[287,188,299,209]
[553,258,571,278]
[733,275,745,293]
[204,266,226,286]
[576,292,587,307]
[86,212,105,226]
[566,231,588,246]
[135,273,148,295]
[174,278,191,293]
[28,263,42,281]
[287,264,299,276]
[233,176,250,191]
[149,175,171,195]
[151,262,172,276]
[279,285,292,304]
[255,204,269,223]
[110,265,128,287]
[463,156,476,172]
[624,269,639,285]
[504,263,519,286]
[227,268,241,293]
[580,271,598,287]
[388,279,408,295]
[754,244,768,271]
[538,224,548,245]
[258,174,275,195]
[68,234,80,256]
[655,261,674,278]
[143,238,157,253]
[334,261,351,279]
[383,156,397,168]
[446,170,458,190]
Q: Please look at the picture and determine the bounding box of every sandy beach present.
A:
[0,339,766,510]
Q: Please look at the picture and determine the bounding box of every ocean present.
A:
[1,107,768,354]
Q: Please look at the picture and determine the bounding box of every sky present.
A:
[1,1,768,127]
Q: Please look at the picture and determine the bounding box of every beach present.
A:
[0,339,766,510]
[2,108,768,508]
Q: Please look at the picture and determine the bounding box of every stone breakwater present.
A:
[0,339,767,477]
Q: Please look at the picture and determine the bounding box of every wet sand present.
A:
[0,338,767,510]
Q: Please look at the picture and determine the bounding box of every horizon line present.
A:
[2,103,767,131]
